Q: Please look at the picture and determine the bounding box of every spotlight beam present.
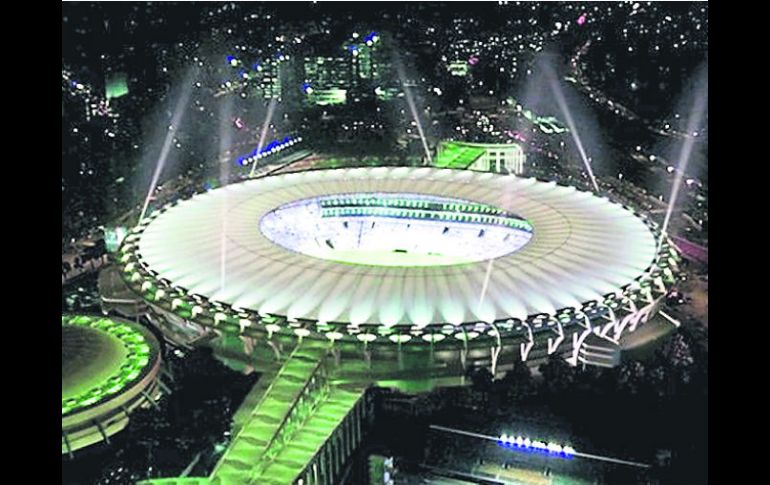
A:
[659,85,707,246]
[545,64,600,193]
[138,71,196,223]
[250,97,278,178]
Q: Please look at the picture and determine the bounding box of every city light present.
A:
[497,433,575,459]
[64,3,706,479]
[237,135,302,166]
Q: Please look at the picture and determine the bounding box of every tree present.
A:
[499,360,535,402]
[538,355,576,396]
[466,366,494,392]
[667,334,694,370]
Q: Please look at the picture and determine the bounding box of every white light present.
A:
[547,443,563,453]
[357,333,377,343]
[389,334,412,343]
[325,331,344,341]
[421,333,446,343]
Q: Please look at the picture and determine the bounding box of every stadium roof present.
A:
[134,167,659,327]
[62,314,163,455]
[62,315,159,416]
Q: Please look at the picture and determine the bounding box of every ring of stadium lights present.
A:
[118,167,679,352]
[61,315,156,416]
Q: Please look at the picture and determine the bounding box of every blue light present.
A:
[235,135,297,165]
[364,31,378,43]
[226,55,234,63]
[496,440,574,460]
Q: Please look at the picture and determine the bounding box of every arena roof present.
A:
[62,314,163,455]
[62,315,160,416]
[134,167,660,327]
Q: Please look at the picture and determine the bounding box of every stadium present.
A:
[114,166,679,381]
[62,314,162,456]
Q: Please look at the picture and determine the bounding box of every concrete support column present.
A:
[341,420,350,459]
[319,449,328,485]
[490,346,501,377]
[334,437,342,478]
[335,435,343,476]
[326,442,334,481]
[353,402,362,445]
[346,417,354,456]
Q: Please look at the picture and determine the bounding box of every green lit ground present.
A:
[260,192,533,268]
[434,142,485,169]
[310,157,392,169]
[319,247,474,267]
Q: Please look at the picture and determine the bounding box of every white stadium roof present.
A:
[136,167,658,327]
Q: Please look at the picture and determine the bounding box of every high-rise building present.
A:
[345,31,384,81]
[255,59,283,100]
[301,31,398,105]
[302,56,352,106]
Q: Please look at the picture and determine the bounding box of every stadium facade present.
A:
[62,314,162,456]
[111,167,678,381]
